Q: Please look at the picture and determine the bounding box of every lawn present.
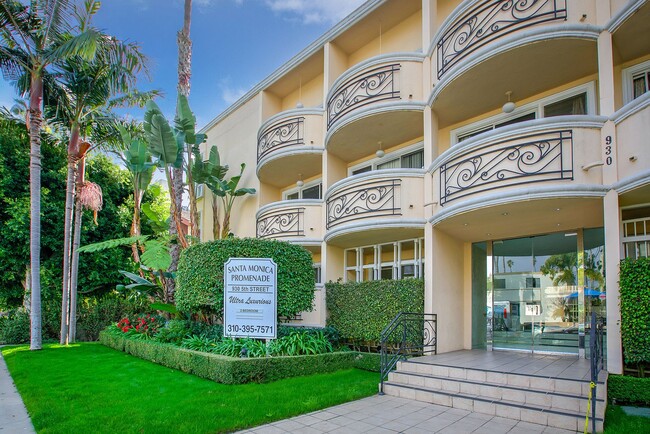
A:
[604,404,650,434]
[2,343,378,434]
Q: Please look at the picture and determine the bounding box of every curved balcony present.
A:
[256,108,324,188]
[325,54,425,162]
[324,170,426,247]
[429,0,599,128]
[255,199,323,244]
[613,94,650,194]
[429,117,609,242]
[609,0,650,64]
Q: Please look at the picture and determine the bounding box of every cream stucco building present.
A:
[197,0,650,377]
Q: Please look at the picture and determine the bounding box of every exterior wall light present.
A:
[502,91,516,113]
[376,141,385,158]
[296,174,304,188]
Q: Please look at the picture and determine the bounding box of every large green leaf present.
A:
[175,94,196,145]
[140,239,171,271]
[147,113,179,165]
[78,235,149,253]
[118,270,156,287]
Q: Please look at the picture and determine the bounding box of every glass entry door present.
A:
[491,232,580,354]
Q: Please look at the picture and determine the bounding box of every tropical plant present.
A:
[181,334,219,353]
[1,0,103,350]
[191,145,228,239]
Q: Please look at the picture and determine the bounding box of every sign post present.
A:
[224,258,277,339]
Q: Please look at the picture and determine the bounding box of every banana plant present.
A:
[209,162,256,239]
[192,145,228,239]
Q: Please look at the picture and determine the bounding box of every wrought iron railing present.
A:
[257,117,305,163]
[436,0,567,79]
[588,311,605,434]
[379,313,437,394]
[326,178,401,229]
[256,207,304,238]
[440,129,573,205]
[327,63,400,129]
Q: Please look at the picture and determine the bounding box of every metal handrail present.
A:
[588,311,605,434]
[379,312,437,394]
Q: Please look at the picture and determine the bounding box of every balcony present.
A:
[256,109,324,188]
[613,95,650,188]
[324,171,426,247]
[429,117,608,241]
[430,0,599,128]
[255,200,323,243]
[326,54,425,161]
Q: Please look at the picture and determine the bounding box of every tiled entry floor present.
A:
[411,350,600,382]
[237,395,579,433]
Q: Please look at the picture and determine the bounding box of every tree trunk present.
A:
[131,183,142,264]
[168,0,193,300]
[22,267,31,313]
[68,197,83,343]
[221,208,230,240]
[212,195,221,240]
[60,125,80,344]
[29,73,43,351]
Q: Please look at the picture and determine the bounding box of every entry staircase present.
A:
[379,313,606,433]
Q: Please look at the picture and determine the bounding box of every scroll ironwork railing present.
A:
[326,179,401,229]
[440,129,573,205]
[257,117,304,163]
[588,311,605,434]
[379,313,437,394]
[256,208,304,238]
[436,0,567,79]
[327,63,400,129]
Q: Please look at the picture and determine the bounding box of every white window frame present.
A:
[195,183,205,199]
[343,238,424,282]
[622,59,650,103]
[313,263,322,284]
[348,142,424,176]
[451,82,597,145]
[283,179,322,200]
[622,216,650,259]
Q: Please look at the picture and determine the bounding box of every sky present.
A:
[0,0,367,128]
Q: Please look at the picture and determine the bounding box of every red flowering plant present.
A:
[112,314,162,339]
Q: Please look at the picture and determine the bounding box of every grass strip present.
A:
[2,343,378,434]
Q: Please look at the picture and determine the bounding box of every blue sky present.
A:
[0,0,366,128]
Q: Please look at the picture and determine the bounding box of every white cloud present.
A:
[218,79,248,105]
[263,0,366,24]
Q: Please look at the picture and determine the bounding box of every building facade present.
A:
[198,0,650,375]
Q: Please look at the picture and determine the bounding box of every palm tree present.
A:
[0,0,101,350]
[48,7,152,343]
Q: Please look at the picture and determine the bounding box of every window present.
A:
[349,144,424,175]
[344,238,424,282]
[313,263,322,284]
[195,183,204,198]
[622,206,650,259]
[623,60,650,103]
[284,181,322,200]
[452,83,595,144]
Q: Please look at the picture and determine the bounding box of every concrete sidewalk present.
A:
[0,349,35,433]
[237,395,579,433]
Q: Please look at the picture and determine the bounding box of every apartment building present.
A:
[197,0,650,376]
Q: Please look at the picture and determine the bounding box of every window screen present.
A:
[544,93,586,117]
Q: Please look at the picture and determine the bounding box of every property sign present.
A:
[224,258,277,339]
[525,303,542,316]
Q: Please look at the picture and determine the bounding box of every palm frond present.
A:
[108,89,162,109]
[77,235,149,253]
[45,27,100,63]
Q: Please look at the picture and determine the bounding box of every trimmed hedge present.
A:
[326,279,424,345]
[176,238,315,319]
[608,375,650,405]
[619,257,650,364]
[100,331,372,384]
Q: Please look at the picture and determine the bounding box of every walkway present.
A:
[237,395,579,433]
[0,350,35,433]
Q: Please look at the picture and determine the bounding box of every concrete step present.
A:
[387,370,605,418]
[382,381,604,432]
[396,359,607,400]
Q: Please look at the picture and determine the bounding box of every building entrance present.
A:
[472,229,605,355]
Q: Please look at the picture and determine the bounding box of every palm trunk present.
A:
[188,172,199,239]
[60,125,80,344]
[29,73,43,351]
[131,183,142,264]
[68,197,83,343]
[212,195,220,240]
[212,196,220,240]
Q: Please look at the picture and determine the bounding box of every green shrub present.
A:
[77,295,152,341]
[278,325,340,346]
[100,330,361,384]
[326,279,424,347]
[176,238,315,319]
[352,352,381,372]
[157,320,193,344]
[608,375,650,405]
[0,309,30,344]
[181,335,220,352]
[619,257,650,364]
